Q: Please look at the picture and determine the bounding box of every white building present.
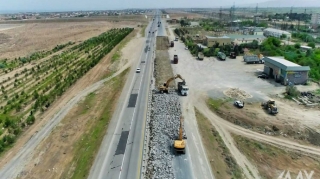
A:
[311,13,320,26]
[263,28,291,39]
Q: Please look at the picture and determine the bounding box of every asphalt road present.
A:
[155,13,195,179]
[88,14,157,179]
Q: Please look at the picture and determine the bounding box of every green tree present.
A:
[307,42,315,49]
[280,34,287,39]
[294,43,301,49]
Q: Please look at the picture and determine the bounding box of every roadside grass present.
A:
[233,135,320,179]
[140,25,147,37]
[315,89,320,95]
[195,108,243,179]
[68,68,129,179]
[111,51,121,62]
[111,29,137,63]
[207,98,231,110]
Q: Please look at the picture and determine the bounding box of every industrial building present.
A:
[263,28,291,39]
[263,57,310,85]
[311,13,320,26]
[252,28,263,35]
[227,34,265,45]
[204,36,232,47]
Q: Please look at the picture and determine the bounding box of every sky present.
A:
[0,0,319,12]
[0,0,268,12]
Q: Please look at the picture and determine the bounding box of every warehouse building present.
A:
[226,34,266,45]
[263,57,310,85]
[204,36,232,47]
[263,28,291,39]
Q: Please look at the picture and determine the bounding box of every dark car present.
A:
[234,101,244,108]
[258,73,269,79]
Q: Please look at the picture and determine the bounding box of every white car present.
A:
[185,47,188,50]
[136,68,141,73]
[234,101,244,108]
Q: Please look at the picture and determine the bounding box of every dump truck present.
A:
[230,52,236,59]
[170,41,174,47]
[173,55,178,64]
[261,100,278,114]
[244,54,264,64]
[174,116,186,154]
[158,74,188,95]
[178,81,189,96]
[217,52,226,61]
[198,52,204,60]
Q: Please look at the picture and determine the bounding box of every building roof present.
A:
[253,28,263,32]
[190,22,199,26]
[205,35,230,39]
[225,34,265,40]
[263,57,310,71]
[263,28,291,35]
[300,45,312,49]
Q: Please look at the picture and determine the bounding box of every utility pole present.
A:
[219,6,222,22]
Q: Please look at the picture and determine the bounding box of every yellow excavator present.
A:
[158,74,185,94]
[261,100,278,115]
[174,116,186,154]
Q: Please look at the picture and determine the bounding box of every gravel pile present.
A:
[224,88,252,100]
[145,90,185,179]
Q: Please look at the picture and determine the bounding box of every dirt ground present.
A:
[164,10,203,19]
[234,135,320,179]
[167,25,320,179]
[0,21,138,59]
[0,27,144,176]
[167,27,320,133]
[195,108,243,179]
[154,36,174,87]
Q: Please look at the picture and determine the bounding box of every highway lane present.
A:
[88,14,157,179]
[156,13,195,179]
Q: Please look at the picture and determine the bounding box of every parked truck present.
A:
[173,55,178,64]
[217,52,226,61]
[170,41,174,47]
[244,54,264,64]
[178,81,189,96]
[198,52,204,60]
[230,52,236,59]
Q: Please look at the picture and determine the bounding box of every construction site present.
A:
[0,7,320,179]
[143,9,320,179]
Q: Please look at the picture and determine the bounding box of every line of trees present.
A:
[0,28,133,154]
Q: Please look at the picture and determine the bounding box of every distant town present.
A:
[0,9,152,21]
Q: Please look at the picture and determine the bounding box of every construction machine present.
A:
[261,100,278,114]
[174,116,186,154]
[159,74,188,95]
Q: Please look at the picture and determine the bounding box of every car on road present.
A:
[185,47,188,50]
[136,68,141,73]
[234,101,244,108]
[258,73,269,79]
[148,48,150,51]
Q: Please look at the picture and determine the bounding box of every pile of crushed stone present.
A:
[223,88,252,100]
